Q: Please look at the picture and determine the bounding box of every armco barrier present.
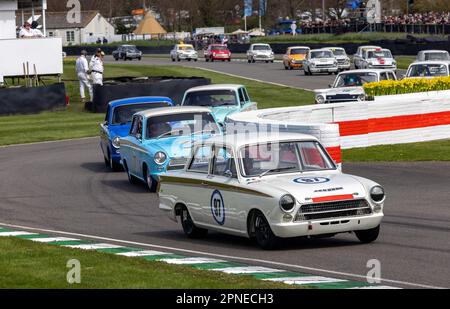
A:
[227,90,450,153]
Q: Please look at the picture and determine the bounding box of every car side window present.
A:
[213,147,237,178]
[136,117,143,138]
[243,88,250,102]
[188,145,212,174]
[238,89,245,104]
[130,116,138,135]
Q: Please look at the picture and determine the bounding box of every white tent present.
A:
[248,29,265,37]
[231,29,248,35]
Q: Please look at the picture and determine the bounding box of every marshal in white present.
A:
[158,133,385,249]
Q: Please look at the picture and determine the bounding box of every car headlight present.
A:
[316,95,325,104]
[279,194,296,213]
[357,94,366,101]
[112,137,120,149]
[154,152,167,165]
[370,186,385,203]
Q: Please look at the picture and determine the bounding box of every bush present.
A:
[363,76,450,97]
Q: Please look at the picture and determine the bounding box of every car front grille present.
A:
[295,199,372,221]
[326,94,359,102]
[167,158,187,171]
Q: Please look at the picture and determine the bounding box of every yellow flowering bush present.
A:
[363,76,450,97]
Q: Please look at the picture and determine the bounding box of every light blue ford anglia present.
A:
[119,106,222,192]
[181,84,257,125]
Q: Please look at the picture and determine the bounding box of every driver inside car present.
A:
[148,122,172,138]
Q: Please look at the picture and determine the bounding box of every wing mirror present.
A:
[136,133,142,141]
[224,170,233,178]
[328,84,333,88]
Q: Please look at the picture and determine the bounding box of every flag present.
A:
[259,0,267,17]
[244,0,252,17]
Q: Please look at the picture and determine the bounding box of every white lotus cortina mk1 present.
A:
[158,133,385,249]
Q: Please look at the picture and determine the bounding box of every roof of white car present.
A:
[323,47,345,50]
[410,60,450,66]
[419,50,449,53]
[288,46,310,49]
[310,48,333,52]
[185,84,243,92]
[339,69,395,74]
[137,106,212,118]
[251,43,271,46]
[199,132,319,149]
[359,45,382,49]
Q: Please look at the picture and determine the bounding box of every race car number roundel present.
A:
[210,190,225,225]
[294,177,330,184]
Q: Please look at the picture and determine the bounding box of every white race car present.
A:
[158,133,385,249]
[303,49,339,75]
[314,69,397,104]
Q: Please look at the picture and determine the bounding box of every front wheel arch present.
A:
[247,208,263,238]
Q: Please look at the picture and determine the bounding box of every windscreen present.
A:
[183,90,238,107]
[112,102,170,125]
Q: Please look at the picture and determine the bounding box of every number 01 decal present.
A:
[210,190,225,225]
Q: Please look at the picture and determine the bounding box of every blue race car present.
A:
[100,97,173,171]
[181,84,257,125]
[120,106,222,191]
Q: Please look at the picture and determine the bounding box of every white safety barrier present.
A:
[227,90,450,161]
[225,117,342,166]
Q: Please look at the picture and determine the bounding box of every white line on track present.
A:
[190,66,314,92]
[0,222,444,289]
[0,137,97,149]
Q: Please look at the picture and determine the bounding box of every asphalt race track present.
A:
[105,56,342,90]
[0,138,449,288]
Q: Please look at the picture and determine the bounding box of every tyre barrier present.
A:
[226,89,450,162]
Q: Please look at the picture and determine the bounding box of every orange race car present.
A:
[283,46,310,70]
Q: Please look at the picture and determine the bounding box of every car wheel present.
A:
[248,59,251,63]
[194,59,198,62]
[180,207,208,238]
[252,58,256,63]
[144,166,157,192]
[177,57,181,62]
[355,225,380,244]
[138,57,142,61]
[205,58,209,62]
[171,57,175,62]
[289,66,293,70]
[114,57,118,61]
[228,59,231,62]
[265,60,269,63]
[188,59,191,62]
[108,151,121,172]
[254,211,278,250]
[124,162,138,184]
[104,155,110,167]
[211,57,214,62]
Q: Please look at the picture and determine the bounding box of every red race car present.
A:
[204,44,231,62]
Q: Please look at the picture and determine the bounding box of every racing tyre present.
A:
[248,59,251,63]
[252,58,256,63]
[211,57,214,62]
[254,211,278,250]
[177,57,181,62]
[205,58,209,62]
[138,57,142,61]
[355,225,380,244]
[114,57,118,61]
[108,151,121,172]
[194,59,198,62]
[180,207,208,238]
[144,166,158,192]
[289,66,293,70]
[124,162,139,185]
[271,60,274,63]
[265,60,269,63]
[284,64,288,70]
[228,59,231,62]
[171,57,175,62]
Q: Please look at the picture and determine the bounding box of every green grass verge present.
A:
[0,237,293,289]
[252,32,446,44]
[343,140,450,162]
[0,60,313,146]
[395,56,415,70]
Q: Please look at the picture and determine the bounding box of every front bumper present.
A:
[270,213,383,238]
[310,66,339,73]
[179,53,198,59]
[211,54,231,60]
[288,61,304,68]
[367,64,397,70]
[253,54,274,61]
[337,63,351,70]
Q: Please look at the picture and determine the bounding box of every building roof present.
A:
[133,11,166,35]
[17,11,100,29]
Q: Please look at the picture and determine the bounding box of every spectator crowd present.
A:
[383,12,450,25]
